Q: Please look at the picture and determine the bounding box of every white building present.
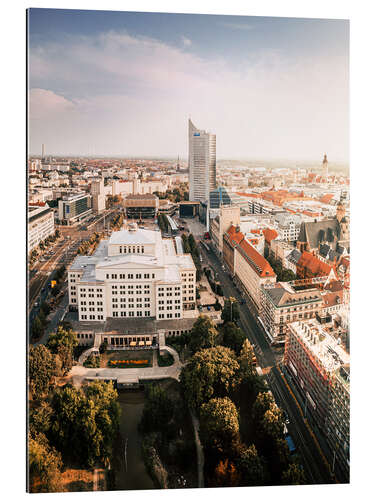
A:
[91,179,106,213]
[28,204,55,252]
[188,119,216,203]
[68,223,196,322]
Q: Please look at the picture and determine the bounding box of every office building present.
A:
[28,204,55,252]
[68,223,196,322]
[124,194,159,219]
[58,192,92,225]
[188,118,216,203]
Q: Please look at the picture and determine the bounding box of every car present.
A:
[207,306,211,311]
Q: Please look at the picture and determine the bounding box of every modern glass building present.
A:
[188,119,216,203]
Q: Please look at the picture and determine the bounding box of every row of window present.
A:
[158,312,181,319]
[113,310,151,317]
[118,245,145,254]
[80,314,104,320]
[106,273,155,280]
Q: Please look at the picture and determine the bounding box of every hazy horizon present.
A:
[28,9,349,162]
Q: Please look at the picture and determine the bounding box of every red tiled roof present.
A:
[238,239,276,277]
[262,228,278,244]
[320,193,334,204]
[29,201,46,207]
[297,251,333,276]
[225,225,244,247]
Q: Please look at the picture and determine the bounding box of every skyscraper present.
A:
[188,119,216,203]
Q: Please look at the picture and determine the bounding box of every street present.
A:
[195,221,335,485]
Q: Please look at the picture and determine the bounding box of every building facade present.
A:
[28,205,55,252]
[124,194,159,219]
[284,320,349,481]
[68,223,196,322]
[260,280,324,343]
[234,238,276,311]
[58,193,92,225]
[188,118,216,203]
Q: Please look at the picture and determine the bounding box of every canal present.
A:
[114,389,156,491]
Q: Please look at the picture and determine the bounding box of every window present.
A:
[113,311,118,317]
[159,313,164,319]
[72,298,76,303]
[111,274,117,279]
[136,273,141,279]
[145,311,150,317]
[128,274,133,279]
[152,273,155,278]
[129,311,134,317]
[120,274,126,279]
[119,246,122,253]
[106,274,109,279]
[137,311,142,316]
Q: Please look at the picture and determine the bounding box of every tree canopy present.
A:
[199,397,240,454]
[222,322,246,355]
[29,345,56,400]
[47,326,78,375]
[49,381,120,467]
[221,297,240,324]
[188,315,218,354]
[28,433,63,493]
[180,346,240,410]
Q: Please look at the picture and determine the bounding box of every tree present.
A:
[238,444,266,486]
[213,459,241,487]
[50,381,120,467]
[29,345,56,399]
[252,391,275,424]
[31,316,44,340]
[238,338,256,379]
[213,299,221,311]
[140,384,174,434]
[47,326,78,375]
[29,401,54,437]
[188,315,218,353]
[221,297,240,324]
[280,269,297,282]
[29,433,63,493]
[281,464,306,485]
[222,322,246,355]
[180,346,240,410]
[200,397,240,454]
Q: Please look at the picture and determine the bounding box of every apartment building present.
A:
[234,238,276,311]
[260,280,324,343]
[210,205,240,256]
[284,320,349,481]
[68,223,196,322]
[28,204,55,252]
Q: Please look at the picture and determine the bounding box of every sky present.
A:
[28,9,349,162]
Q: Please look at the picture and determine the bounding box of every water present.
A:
[115,390,156,491]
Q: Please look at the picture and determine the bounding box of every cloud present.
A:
[29,88,75,119]
[28,30,348,160]
[181,36,192,47]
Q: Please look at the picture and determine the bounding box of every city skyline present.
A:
[28,9,349,162]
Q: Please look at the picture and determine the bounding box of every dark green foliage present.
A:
[222,322,246,355]
[29,345,55,399]
[139,384,174,435]
[83,354,100,368]
[188,315,218,354]
[199,397,240,454]
[29,432,63,493]
[49,381,120,468]
[180,346,240,410]
[221,298,240,323]
[47,326,78,375]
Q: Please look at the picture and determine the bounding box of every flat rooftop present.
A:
[290,319,350,373]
